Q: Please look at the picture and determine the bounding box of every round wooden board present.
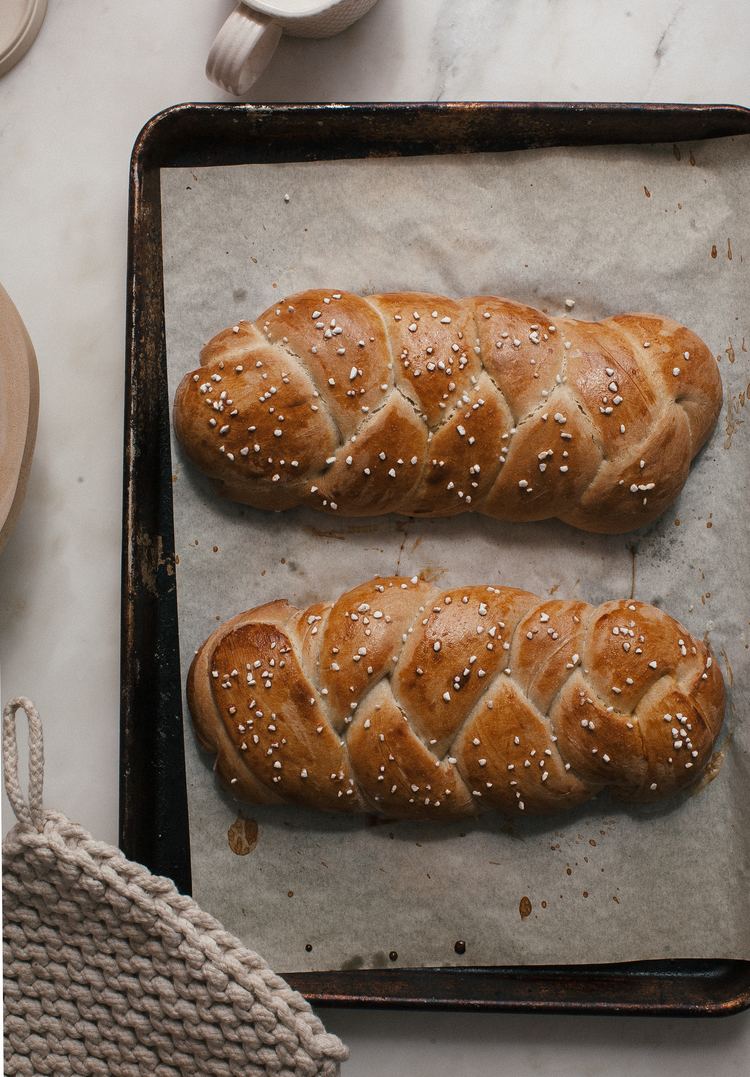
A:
[0,284,39,553]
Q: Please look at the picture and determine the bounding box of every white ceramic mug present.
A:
[206,0,381,95]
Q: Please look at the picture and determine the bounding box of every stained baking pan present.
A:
[121,101,750,1015]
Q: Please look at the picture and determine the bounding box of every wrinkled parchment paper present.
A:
[160,135,750,971]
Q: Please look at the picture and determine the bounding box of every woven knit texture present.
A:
[2,697,348,1076]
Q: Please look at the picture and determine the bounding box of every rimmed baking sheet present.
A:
[158,132,749,975]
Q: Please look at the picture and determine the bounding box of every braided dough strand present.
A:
[188,577,724,820]
[173,290,722,534]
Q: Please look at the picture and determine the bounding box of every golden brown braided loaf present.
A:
[173,290,722,534]
[188,576,724,819]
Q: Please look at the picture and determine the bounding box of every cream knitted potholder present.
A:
[2,698,348,1076]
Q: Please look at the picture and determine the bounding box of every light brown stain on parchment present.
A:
[692,675,735,797]
[519,896,532,919]
[394,520,411,574]
[710,237,735,260]
[719,647,735,689]
[724,384,749,448]
[418,564,448,584]
[700,747,729,790]
[726,337,736,363]
[304,523,380,541]
[228,815,259,855]
[627,543,638,599]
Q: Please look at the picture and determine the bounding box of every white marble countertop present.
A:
[1,0,749,1072]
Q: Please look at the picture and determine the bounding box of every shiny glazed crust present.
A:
[188,577,725,820]
[173,290,722,534]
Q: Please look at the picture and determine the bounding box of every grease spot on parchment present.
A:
[227,815,258,855]
[341,954,364,970]
[418,564,448,584]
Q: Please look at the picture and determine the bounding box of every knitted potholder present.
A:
[2,698,348,1076]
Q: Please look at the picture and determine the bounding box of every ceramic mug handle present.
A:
[206,3,282,95]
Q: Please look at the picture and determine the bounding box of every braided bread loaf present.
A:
[188,576,724,820]
[173,290,722,534]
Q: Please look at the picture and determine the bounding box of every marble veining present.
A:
[1,1,750,1070]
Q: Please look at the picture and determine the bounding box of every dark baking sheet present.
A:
[121,100,750,1015]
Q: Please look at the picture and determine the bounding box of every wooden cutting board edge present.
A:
[0,283,39,553]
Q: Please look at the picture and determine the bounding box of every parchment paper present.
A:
[160,136,750,971]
